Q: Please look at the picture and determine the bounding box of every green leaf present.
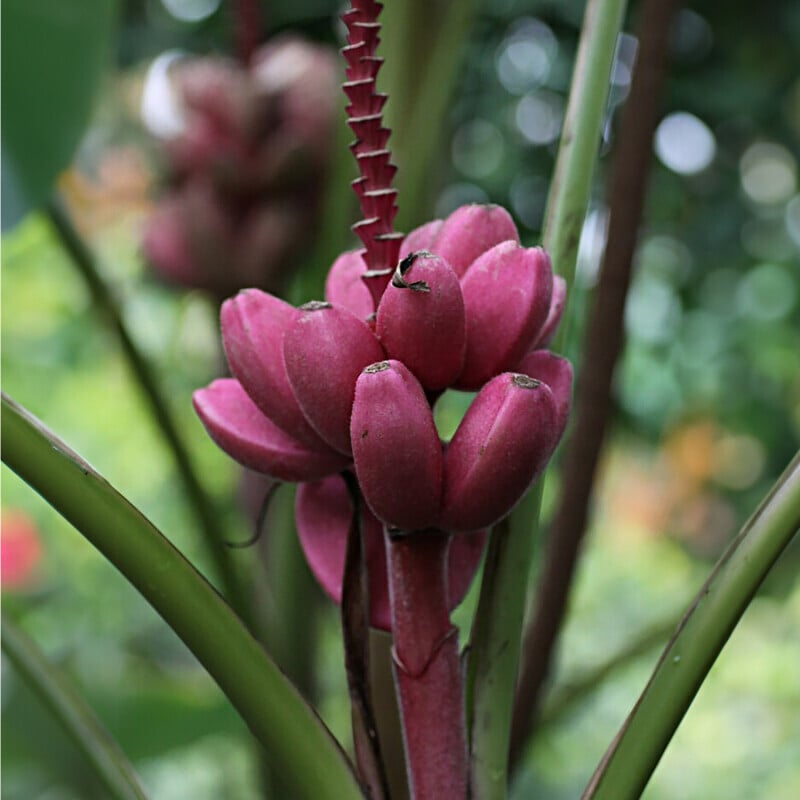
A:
[46,198,254,629]
[1,0,119,229]
[583,451,800,799]
[2,613,149,800]
[1,393,365,800]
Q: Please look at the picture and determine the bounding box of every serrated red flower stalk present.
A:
[341,5,466,798]
[342,0,403,309]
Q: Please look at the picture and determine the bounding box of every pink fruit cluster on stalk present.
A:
[193,0,571,633]
[142,37,338,300]
[194,201,572,627]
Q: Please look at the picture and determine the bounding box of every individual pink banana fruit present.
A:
[439,372,559,532]
[376,252,466,390]
[350,359,442,530]
[283,301,385,455]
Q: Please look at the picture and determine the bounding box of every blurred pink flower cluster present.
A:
[194,203,572,628]
[1,509,44,592]
[142,36,339,300]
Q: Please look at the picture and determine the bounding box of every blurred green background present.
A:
[2,0,799,798]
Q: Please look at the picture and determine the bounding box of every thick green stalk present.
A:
[511,0,678,764]
[466,1,628,797]
[1,394,364,800]
[2,613,149,800]
[583,451,800,799]
[382,0,476,232]
[258,483,320,700]
[44,197,252,627]
[464,499,541,800]
[543,0,629,324]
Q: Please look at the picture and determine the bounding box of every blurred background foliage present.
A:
[2,0,799,798]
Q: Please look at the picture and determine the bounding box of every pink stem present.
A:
[385,529,468,800]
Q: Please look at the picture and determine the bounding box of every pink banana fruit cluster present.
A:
[194,203,572,628]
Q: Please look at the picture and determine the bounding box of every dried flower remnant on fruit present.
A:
[376,252,466,390]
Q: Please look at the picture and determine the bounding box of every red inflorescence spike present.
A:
[372,232,403,272]
[351,23,381,53]
[355,150,395,191]
[349,115,391,153]
[352,217,384,250]
[361,188,398,222]
[341,0,400,292]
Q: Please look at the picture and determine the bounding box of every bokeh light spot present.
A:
[655,112,716,175]
[516,90,564,146]
[626,277,683,344]
[140,51,186,138]
[509,174,548,231]
[160,0,221,23]
[713,434,766,490]
[452,119,505,179]
[736,263,797,322]
[496,18,558,95]
[670,9,713,63]
[740,142,797,206]
[575,207,609,287]
[786,193,800,248]
[637,234,693,285]
[435,183,489,218]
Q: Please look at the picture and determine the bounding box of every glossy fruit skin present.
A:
[457,242,553,390]
[376,252,466,390]
[350,360,442,531]
[193,379,349,482]
[283,301,386,455]
[439,372,560,532]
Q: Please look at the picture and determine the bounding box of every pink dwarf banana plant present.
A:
[193,1,572,796]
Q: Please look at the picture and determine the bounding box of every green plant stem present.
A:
[258,483,320,700]
[510,0,676,766]
[583,451,800,799]
[464,493,542,799]
[466,1,627,797]
[1,394,364,800]
[1,612,149,800]
[543,0,628,331]
[382,0,476,232]
[253,482,321,800]
[44,197,252,628]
